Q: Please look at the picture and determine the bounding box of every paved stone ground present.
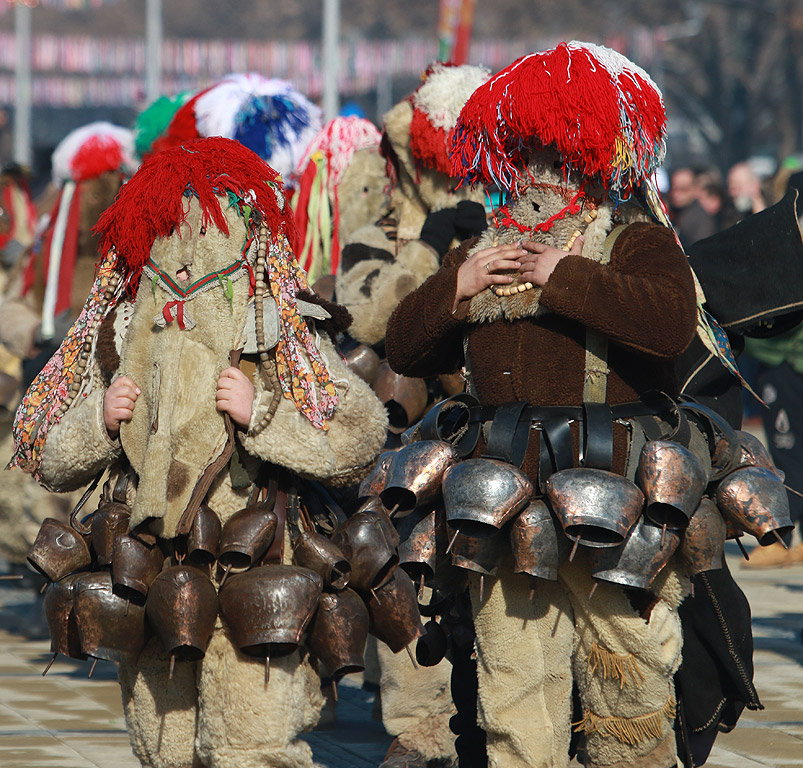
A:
[0,547,801,768]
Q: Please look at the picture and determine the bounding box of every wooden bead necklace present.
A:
[493,208,599,297]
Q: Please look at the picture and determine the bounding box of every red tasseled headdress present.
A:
[94,137,294,293]
[450,41,667,201]
[70,135,125,183]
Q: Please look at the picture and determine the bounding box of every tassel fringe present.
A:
[587,641,645,689]
[573,696,676,746]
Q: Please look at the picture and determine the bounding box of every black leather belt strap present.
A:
[483,402,530,466]
[419,393,481,458]
[541,417,574,474]
[582,402,614,471]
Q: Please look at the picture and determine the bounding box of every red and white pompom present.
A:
[51,122,138,184]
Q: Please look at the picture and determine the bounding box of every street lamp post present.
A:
[13,1,32,166]
[322,0,340,121]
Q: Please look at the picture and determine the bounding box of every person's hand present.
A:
[453,242,527,311]
[517,236,584,287]
[216,367,255,428]
[103,376,140,438]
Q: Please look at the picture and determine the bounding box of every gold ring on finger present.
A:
[485,262,491,274]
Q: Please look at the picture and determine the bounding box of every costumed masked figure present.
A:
[10,137,388,768]
[383,42,770,768]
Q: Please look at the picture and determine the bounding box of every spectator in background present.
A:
[727,161,767,217]
[670,166,719,247]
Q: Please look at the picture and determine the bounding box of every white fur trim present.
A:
[412,62,491,133]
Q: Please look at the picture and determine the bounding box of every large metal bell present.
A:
[546,468,644,547]
[372,362,429,434]
[637,441,708,529]
[218,504,277,570]
[90,501,131,566]
[306,588,369,678]
[28,518,92,582]
[292,530,351,590]
[509,500,569,581]
[343,344,381,384]
[734,430,784,480]
[716,466,794,546]
[111,534,165,601]
[366,568,425,653]
[443,458,533,538]
[44,573,87,660]
[73,571,147,663]
[358,450,399,501]
[588,516,681,591]
[397,506,448,585]
[450,532,505,577]
[187,503,222,567]
[331,500,399,592]
[219,565,322,658]
[146,565,218,661]
[380,440,459,517]
[680,498,726,575]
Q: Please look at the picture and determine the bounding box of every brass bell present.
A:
[28,518,92,582]
[546,468,644,547]
[509,500,569,581]
[450,531,505,577]
[218,504,278,571]
[716,466,794,546]
[588,516,681,591]
[443,458,533,538]
[680,497,726,575]
[306,588,369,679]
[397,505,448,586]
[219,565,322,658]
[187,503,222,567]
[380,440,459,517]
[292,530,351,590]
[372,362,429,434]
[331,501,400,592]
[90,501,131,566]
[734,430,785,480]
[73,571,147,664]
[637,441,708,529]
[146,565,218,663]
[358,450,399,501]
[111,534,165,601]
[343,344,381,384]
[43,573,87,662]
[366,568,425,654]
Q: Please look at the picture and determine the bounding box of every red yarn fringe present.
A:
[409,106,451,175]
[94,137,294,294]
[69,136,125,183]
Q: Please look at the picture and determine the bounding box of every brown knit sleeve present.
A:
[538,222,697,359]
[385,240,476,377]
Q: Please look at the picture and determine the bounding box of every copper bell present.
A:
[219,565,322,658]
[546,468,644,547]
[637,441,708,529]
[146,565,219,662]
[331,501,400,592]
[218,505,278,571]
[372,362,429,434]
[716,466,794,546]
[73,571,147,664]
[306,588,369,678]
[380,440,459,517]
[187,503,222,567]
[443,458,533,538]
[44,573,87,660]
[28,518,92,582]
[734,430,784,480]
[111,534,165,601]
[358,450,399,501]
[450,532,505,577]
[588,516,681,591]
[292,530,351,590]
[509,500,569,581]
[90,501,131,566]
[680,497,726,575]
[397,506,448,585]
[344,344,381,384]
[366,568,425,653]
